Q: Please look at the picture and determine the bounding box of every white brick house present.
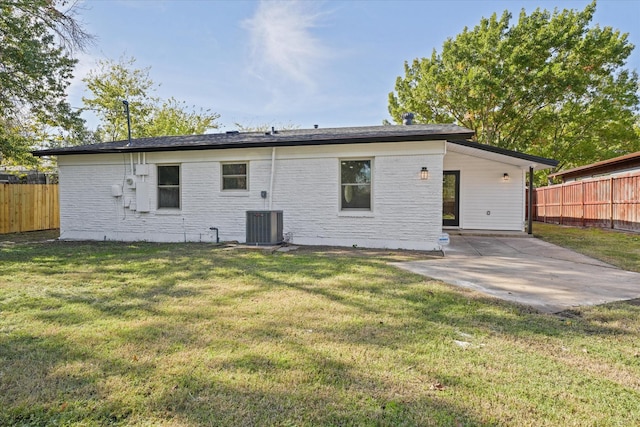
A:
[34,125,557,251]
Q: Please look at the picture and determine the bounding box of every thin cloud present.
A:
[65,52,106,130]
[243,0,332,88]
[65,52,104,112]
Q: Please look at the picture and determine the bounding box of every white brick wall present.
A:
[57,141,447,250]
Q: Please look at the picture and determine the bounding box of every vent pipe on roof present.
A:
[402,112,414,125]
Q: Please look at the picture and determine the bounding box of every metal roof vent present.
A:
[402,112,414,125]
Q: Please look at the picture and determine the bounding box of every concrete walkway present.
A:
[394,235,640,313]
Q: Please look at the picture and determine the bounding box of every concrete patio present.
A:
[394,235,640,313]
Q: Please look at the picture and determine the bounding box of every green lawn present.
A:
[1,236,639,426]
[533,222,640,273]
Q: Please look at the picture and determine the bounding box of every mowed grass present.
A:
[1,238,639,426]
[533,222,640,273]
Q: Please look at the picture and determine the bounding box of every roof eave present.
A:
[448,140,558,168]
[33,132,476,157]
[549,154,640,179]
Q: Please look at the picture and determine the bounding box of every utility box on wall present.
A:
[135,182,150,212]
[246,210,283,245]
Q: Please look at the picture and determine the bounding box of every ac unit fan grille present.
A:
[246,210,284,245]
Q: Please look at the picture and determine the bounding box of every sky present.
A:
[67,0,640,132]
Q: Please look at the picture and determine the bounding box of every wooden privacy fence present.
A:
[534,173,640,232]
[0,184,59,234]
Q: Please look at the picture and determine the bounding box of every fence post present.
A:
[543,187,547,223]
[560,184,564,225]
[610,176,614,229]
[581,181,585,227]
[528,167,534,234]
[543,189,549,224]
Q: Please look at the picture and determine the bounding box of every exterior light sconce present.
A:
[503,173,510,182]
[420,167,429,180]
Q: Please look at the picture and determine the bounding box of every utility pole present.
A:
[122,100,132,146]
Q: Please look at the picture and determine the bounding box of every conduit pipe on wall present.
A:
[130,153,148,182]
[268,147,276,210]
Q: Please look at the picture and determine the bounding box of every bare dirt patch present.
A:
[0,229,59,244]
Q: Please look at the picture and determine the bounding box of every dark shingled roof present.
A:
[548,151,640,181]
[33,124,475,156]
[32,124,557,167]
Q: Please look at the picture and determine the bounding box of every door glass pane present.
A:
[443,173,457,221]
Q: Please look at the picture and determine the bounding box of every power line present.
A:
[70,106,101,111]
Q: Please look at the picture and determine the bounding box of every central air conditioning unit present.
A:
[246,210,283,245]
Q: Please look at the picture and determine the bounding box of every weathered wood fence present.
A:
[0,184,59,234]
[534,173,640,232]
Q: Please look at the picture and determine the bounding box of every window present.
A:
[340,159,371,210]
[222,163,248,190]
[157,165,180,209]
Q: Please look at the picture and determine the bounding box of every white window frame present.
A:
[340,158,373,211]
[221,162,249,192]
[157,164,181,209]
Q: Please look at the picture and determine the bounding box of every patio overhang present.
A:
[447,141,558,171]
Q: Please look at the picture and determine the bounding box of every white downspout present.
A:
[268,147,276,210]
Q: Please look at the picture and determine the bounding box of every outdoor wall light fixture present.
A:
[503,173,510,181]
[420,167,429,180]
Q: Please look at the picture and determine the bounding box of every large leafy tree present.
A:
[0,0,92,165]
[83,57,220,142]
[388,1,640,172]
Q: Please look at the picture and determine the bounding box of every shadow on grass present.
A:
[0,331,141,425]
[1,241,639,425]
[151,372,483,426]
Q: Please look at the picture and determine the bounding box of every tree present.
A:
[388,1,640,173]
[82,57,220,141]
[145,97,220,136]
[82,57,156,142]
[0,0,93,165]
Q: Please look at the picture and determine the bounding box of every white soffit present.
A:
[446,142,548,171]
